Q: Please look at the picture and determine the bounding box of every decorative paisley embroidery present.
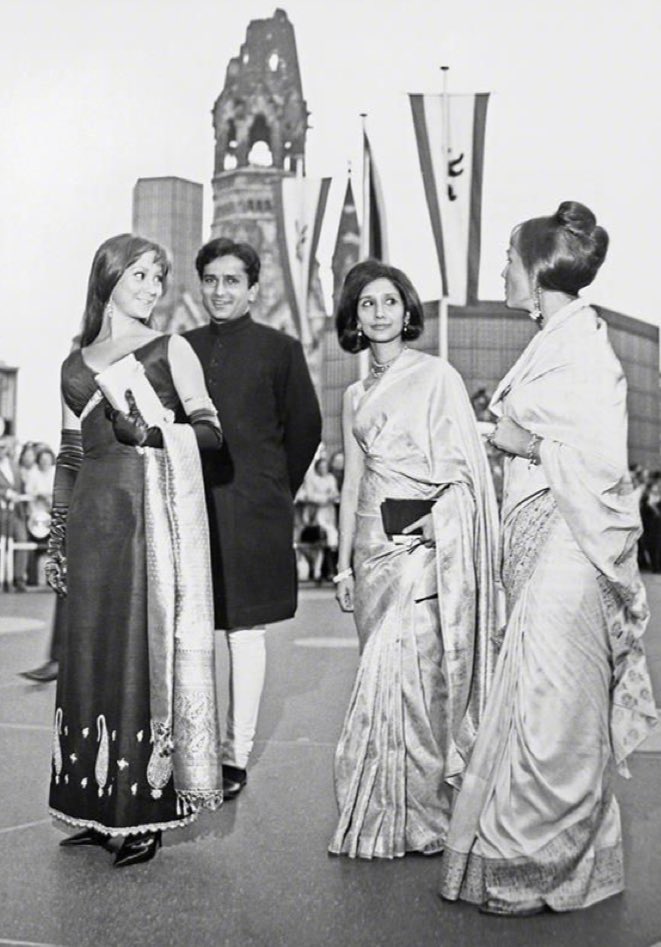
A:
[95,715,109,796]
[147,721,174,797]
[52,708,63,784]
[501,491,559,608]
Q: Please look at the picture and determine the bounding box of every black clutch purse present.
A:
[380,498,435,537]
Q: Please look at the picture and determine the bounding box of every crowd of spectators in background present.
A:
[0,436,55,590]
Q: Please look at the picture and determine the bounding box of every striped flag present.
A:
[362,131,388,261]
[332,176,361,308]
[409,93,489,304]
[275,174,331,345]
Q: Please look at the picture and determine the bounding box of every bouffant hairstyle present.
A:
[195,237,261,287]
[513,200,609,295]
[80,234,170,346]
[336,259,424,354]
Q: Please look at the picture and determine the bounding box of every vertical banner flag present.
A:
[409,93,489,304]
[362,131,388,261]
[276,174,331,345]
[331,175,361,309]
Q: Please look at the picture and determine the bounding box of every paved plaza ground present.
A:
[0,579,660,947]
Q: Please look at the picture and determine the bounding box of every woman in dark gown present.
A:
[47,234,224,867]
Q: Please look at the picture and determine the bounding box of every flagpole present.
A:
[296,159,311,348]
[359,112,369,379]
[439,66,450,361]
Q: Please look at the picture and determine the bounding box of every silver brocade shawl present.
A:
[143,423,223,810]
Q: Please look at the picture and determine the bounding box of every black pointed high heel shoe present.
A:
[59,827,111,849]
[113,830,162,868]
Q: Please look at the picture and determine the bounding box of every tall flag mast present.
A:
[409,68,490,357]
[331,163,361,311]
[360,114,388,262]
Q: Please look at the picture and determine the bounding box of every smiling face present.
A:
[200,254,258,323]
[502,232,534,311]
[111,251,164,322]
[356,278,405,343]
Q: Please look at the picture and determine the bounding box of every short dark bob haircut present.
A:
[80,234,170,347]
[513,200,609,296]
[195,237,261,287]
[336,259,424,354]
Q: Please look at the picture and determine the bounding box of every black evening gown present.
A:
[49,336,194,836]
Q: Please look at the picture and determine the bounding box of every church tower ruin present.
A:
[210,8,326,350]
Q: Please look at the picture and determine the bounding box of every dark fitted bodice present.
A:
[61,336,181,458]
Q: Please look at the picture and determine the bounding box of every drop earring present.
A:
[402,312,410,337]
[530,287,544,327]
[356,325,364,342]
[105,299,115,322]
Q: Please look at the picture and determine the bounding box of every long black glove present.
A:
[45,429,83,597]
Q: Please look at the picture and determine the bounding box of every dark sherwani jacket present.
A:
[185,314,322,629]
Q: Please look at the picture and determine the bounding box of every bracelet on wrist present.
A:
[526,432,543,467]
[332,567,354,585]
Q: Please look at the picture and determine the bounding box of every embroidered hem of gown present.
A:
[49,806,198,837]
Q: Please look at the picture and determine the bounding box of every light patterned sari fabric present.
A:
[329,349,502,859]
[439,299,657,910]
[144,423,223,811]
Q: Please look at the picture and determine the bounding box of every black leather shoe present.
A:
[113,831,162,868]
[222,764,247,800]
[60,828,111,849]
[20,660,59,683]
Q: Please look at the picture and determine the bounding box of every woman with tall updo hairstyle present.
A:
[439,202,657,914]
[329,260,501,859]
[47,234,224,866]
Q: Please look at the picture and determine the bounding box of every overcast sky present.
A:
[1,0,659,445]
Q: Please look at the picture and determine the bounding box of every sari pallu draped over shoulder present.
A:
[424,357,505,784]
[143,423,223,811]
[489,298,657,769]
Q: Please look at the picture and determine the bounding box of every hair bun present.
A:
[555,200,597,237]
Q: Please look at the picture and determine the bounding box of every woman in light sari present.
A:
[47,235,224,867]
[329,260,501,859]
[439,201,658,914]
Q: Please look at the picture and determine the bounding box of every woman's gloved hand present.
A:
[107,390,163,448]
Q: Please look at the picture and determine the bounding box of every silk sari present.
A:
[439,299,657,909]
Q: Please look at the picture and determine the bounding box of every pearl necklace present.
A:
[369,346,408,378]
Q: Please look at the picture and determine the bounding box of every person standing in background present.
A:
[185,237,322,800]
[0,435,29,591]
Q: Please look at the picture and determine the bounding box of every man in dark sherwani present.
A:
[185,238,321,799]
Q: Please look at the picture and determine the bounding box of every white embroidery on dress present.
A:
[52,708,63,785]
[95,715,109,792]
[117,758,129,770]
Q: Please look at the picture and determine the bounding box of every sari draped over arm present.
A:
[143,422,223,810]
[491,300,657,772]
[425,362,504,784]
